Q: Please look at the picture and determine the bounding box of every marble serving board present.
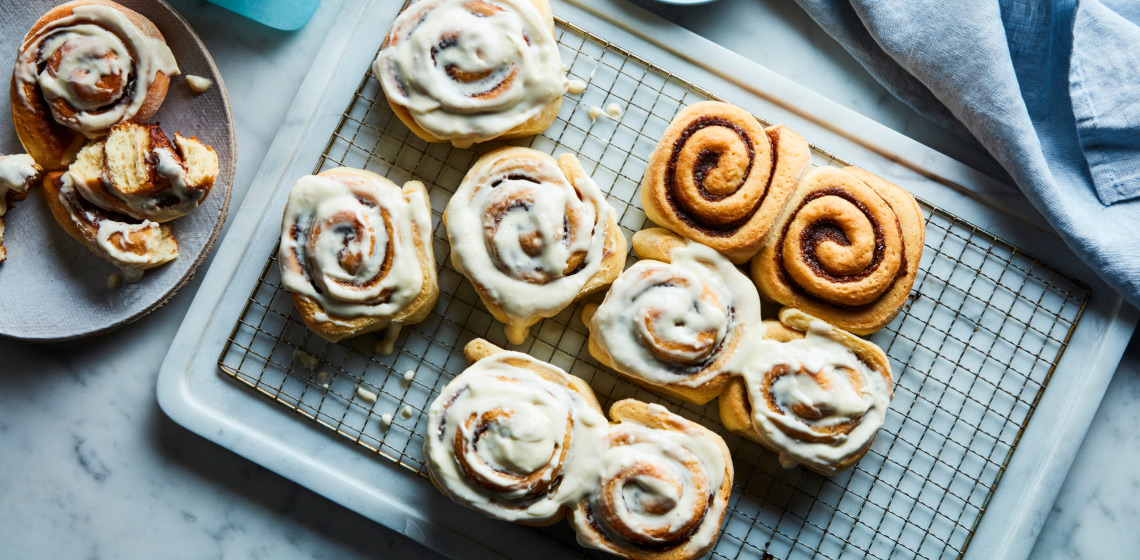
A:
[0,0,235,342]
[156,1,1137,559]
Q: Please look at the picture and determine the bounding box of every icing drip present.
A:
[0,154,40,215]
[589,242,761,388]
[446,150,615,320]
[375,0,567,144]
[15,5,179,136]
[184,75,213,93]
[278,171,431,321]
[425,351,607,523]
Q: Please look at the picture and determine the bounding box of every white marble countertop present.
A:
[1,0,1136,558]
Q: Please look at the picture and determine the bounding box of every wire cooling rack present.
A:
[217,16,1088,560]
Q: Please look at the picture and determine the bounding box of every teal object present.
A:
[204,0,321,30]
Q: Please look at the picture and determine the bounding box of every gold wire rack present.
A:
[217,15,1088,560]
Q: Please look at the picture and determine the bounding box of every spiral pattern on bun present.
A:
[445,147,626,345]
[570,400,732,560]
[425,340,607,525]
[751,166,924,335]
[641,101,811,264]
[374,0,566,147]
[584,229,761,405]
[279,167,437,344]
[12,0,179,169]
[718,308,893,476]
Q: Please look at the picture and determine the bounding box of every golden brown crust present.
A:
[380,0,561,146]
[750,166,924,335]
[640,101,811,264]
[11,0,173,170]
[42,170,178,272]
[462,338,604,415]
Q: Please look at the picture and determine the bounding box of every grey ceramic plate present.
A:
[0,0,235,342]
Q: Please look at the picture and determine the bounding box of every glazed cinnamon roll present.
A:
[66,122,219,222]
[425,339,608,525]
[374,0,567,148]
[0,154,43,263]
[444,147,626,345]
[583,229,761,405]
[751,166,924,334]
[641,101,811,264]
[42,170,178,281]
[719,308,893,475]
[278,167,438,346]
[11,0,179,170]
[569,399,733,560]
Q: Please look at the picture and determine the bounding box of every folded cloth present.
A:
[794,0,1140,307]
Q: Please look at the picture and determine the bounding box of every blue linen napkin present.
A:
[793,0,1140,307]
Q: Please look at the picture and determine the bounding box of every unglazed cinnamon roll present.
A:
[425,339,608,525]
[751,166,924,334]
[43,170,178,281]
[569,399,733,560]
[66,122,219,222]
[12,0,179,170]
[444,147,626,345]
[583,228,761,405]
[641,101,811,264]
[0,154,43,263]
[374,0,567,148]
[719,308,893,475]
[279,167,438,346]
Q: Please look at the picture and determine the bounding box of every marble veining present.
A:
[0,0,1135,558]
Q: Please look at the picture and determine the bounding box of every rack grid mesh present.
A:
[217,15,1088,560]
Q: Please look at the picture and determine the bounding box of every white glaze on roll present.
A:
[0,154,40,215]
[446,150,614,320]
[15,5,179,136]
[59,173,166,282]
[374,0,567,144]
[571,406,728,556]
[425,351,607,523]
[741,320,891,470]
[589,242,761,388]
[278,171,432,320]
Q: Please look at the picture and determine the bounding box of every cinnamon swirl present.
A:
[425,339,608,525]
[0,154,43,263]
[641,101,811,264]
[42,170,178,281]
[751,166,924,334]
[278,167,438,345]
[583,228,761,405]
[569,399,733,560]
[444,147,626,345]
[719,308,893,475]
[374,0,567,148]
[12,0,179,170]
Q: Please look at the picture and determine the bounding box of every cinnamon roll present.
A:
[425,339,608,525]
[583,228,761,405]
[641,101,811,264]
[719,308,893,475]
[444,147,626,345]
[374,0,567,148]
[279,167,438,345]
[569,399,733,560]
[751,166,925,334]
[66,122,219,222]
[12,0,179,170]
[42,170,178,281]
[0,154,43,263]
